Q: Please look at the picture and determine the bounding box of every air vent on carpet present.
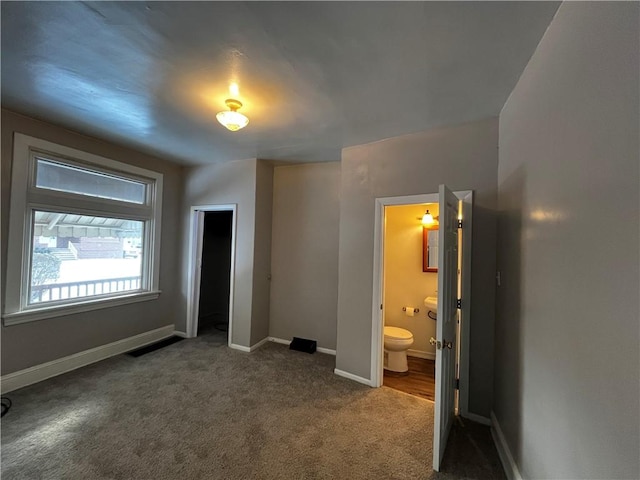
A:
[128,336,183,357]
[289,337,317,354]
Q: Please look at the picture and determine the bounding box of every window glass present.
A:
[29,211,144,305]
[35,158,146,204]
[3,133,163,324]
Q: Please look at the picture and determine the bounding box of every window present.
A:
[35,158,147,204]
[3,134,163,325]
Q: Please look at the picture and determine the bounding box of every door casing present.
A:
[186,204,237,343]
[371,191,473,417]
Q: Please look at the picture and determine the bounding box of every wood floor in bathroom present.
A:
[383,356,435,402]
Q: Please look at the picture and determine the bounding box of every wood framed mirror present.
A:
[423,226,439,272]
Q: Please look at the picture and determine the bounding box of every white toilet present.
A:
[383,326,414,372]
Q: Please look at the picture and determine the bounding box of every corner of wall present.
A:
[250,160,274,344]
[490,412,523,480]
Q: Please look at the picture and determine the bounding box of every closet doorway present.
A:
[186,205,237,343]
[198,210,232,335]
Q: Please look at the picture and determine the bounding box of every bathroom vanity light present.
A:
[421,210,434,225]
[216,98,249,131]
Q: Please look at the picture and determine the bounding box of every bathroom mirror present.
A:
[423,227,438,272]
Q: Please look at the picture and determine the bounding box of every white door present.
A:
[433,184,460,471]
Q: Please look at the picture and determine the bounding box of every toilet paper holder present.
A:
[402,307,420,313]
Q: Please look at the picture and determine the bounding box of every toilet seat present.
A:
[384,326,413,341]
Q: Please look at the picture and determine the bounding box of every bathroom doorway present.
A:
[186,204,237,343]
[381,202,439,402]
[371,189,473,470]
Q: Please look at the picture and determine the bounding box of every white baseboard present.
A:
[268,337,336,356]
[228,337,270,353]
[317,346,337,356]
[229,343,251,352]
[334,368,374,386]
[462,411,491,426]
[407,349,435,360]
[173,330,188,338]
[1,325,175,394]
[250,337,270,352]
[491,411,523,480]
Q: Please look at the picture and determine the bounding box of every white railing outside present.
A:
[30,276,141,303]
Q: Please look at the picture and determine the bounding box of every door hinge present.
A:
[457,219,463,229]
[456,298,462,309]
[455,378,460,390]
[380,304,383,310]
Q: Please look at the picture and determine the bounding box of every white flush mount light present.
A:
[216,98,249,131]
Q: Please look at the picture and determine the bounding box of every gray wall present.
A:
[1,109,184,374]
[336,118,498,416]
[250,160,274,345]
[269,162,341,350]
[180,158,276,348]
[495,3,639,479]
[180,158,258,347]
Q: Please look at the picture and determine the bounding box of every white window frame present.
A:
[3,133,163,325]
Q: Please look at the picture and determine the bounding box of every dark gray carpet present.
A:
[1,331,505,479]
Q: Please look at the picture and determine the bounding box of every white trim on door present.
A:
[370,191,473,415]
[186,205,237,346]
[457,191,473,417]
[371,193,439,387]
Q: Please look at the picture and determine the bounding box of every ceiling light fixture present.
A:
[216,98,249,132]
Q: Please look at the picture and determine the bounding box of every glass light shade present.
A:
[422,210,434,225]
[216,110,249,131]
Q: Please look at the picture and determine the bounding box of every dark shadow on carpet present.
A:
[127,336,183,357]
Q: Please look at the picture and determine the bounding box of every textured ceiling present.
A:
[1,1,559,166]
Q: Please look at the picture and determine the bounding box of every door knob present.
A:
[443,340,453,350]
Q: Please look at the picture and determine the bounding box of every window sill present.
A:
[2,291,162,326]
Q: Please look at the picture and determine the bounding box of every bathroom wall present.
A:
[495,3,639,478]
[383,203,438,357]
[336,117,498,417]
[269,162,341,350]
